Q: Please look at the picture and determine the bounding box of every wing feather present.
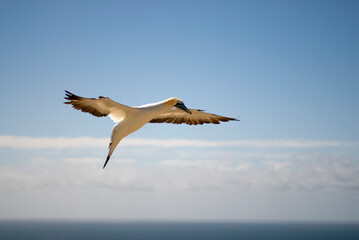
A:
[149,109,239,125]
[64,90,133,122]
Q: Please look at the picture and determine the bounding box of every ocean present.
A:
[0,221,358,240]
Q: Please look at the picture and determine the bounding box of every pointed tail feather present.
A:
[103,155,110,169]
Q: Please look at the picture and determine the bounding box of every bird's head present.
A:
[166,97,192,114]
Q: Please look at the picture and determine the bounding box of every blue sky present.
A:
[0,0,358,221]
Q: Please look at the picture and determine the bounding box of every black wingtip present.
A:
[64,90,74,100]
[64,90,72,96]
[64,90,83,101]
[103,155,110,169]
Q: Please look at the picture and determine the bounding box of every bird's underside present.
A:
[64,90,239,168]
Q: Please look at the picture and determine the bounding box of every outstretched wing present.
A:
[149,108,239,125]
[64,90,134,122]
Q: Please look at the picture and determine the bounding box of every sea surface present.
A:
[0,221,358,240]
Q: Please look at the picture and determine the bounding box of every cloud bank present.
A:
[1,154,358,193]
[1,136,358,221]
[0,135,357,149]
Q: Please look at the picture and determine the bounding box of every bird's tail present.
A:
[103,155,111,169]
[103,136,122,169]
[103,124,125,169]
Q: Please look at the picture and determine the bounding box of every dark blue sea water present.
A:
[0,221,358,240]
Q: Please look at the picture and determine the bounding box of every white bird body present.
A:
[107,103,168,160]
[64,91,238,168]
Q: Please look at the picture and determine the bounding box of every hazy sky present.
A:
[0,0,358,221]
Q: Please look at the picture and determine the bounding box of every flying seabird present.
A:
[64,90,239,168]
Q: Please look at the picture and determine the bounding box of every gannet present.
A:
[64,90,239,168]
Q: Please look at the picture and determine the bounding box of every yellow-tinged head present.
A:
[165,97,192,114]
[165,97,180,106]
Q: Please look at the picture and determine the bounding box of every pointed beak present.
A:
[175,102,192,114]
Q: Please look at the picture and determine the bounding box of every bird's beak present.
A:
[175,102,192,114]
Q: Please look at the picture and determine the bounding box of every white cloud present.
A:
[1,150,358,221]
[0,135,357,149]
[1,153,358,193]
[1,135,358,220]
